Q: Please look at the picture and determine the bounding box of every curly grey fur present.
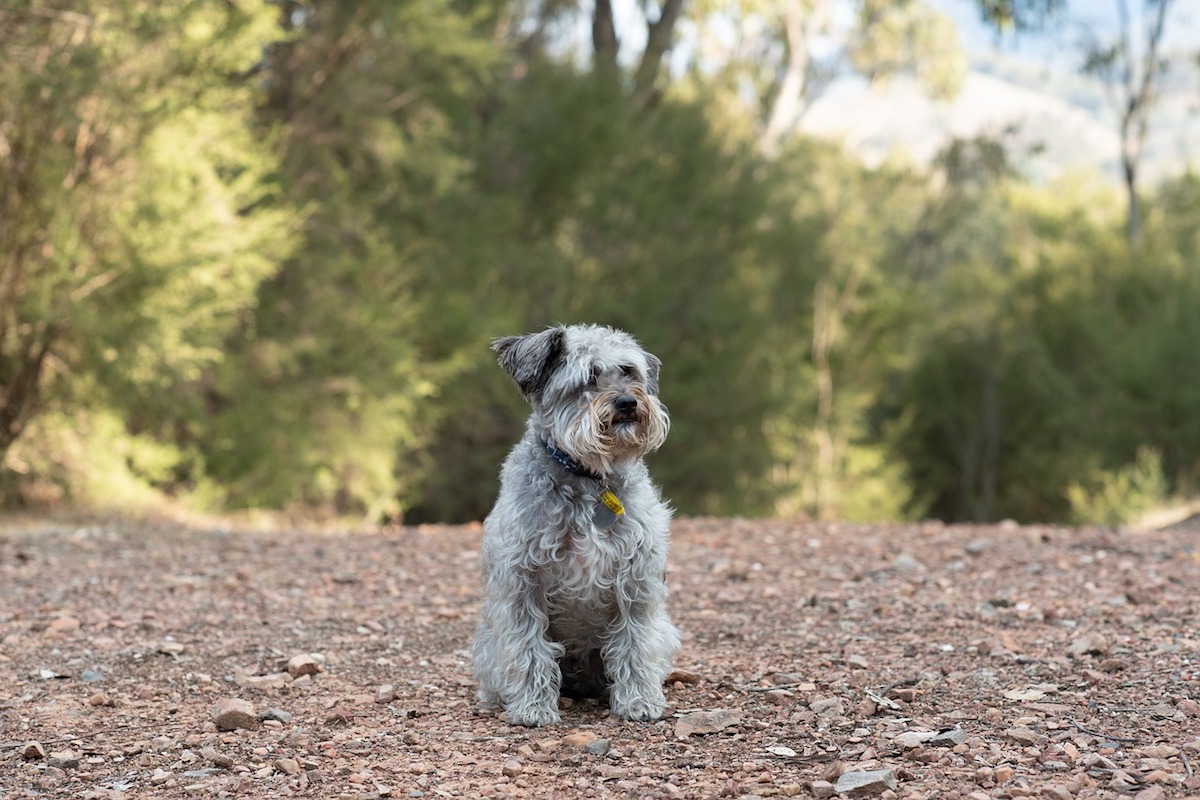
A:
[472,324,680,726]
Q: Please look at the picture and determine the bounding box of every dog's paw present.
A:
[502,704,561,727]
[611,696,666,722]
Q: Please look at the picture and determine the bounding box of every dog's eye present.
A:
[588,367,601,387]
[620,365,637,379]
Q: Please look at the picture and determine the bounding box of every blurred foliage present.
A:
[0,0,1196,526]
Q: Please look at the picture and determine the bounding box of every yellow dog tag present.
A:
[599,489,625,516]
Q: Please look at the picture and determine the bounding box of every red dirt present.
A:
[2,516,1198,798]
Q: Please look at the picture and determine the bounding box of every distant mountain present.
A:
[797,51,1199,186]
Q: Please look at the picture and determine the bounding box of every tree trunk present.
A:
[592,0,619,75]
[0,331,57,461]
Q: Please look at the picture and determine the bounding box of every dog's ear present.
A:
[492,327,566,403]
[644,352,661,396]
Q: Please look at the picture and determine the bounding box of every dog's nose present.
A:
[615,395,638,415]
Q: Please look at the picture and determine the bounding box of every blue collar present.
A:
[543,439,603,480]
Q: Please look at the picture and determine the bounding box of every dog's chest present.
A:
[542,518,632,604]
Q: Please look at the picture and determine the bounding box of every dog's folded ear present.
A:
[492,327,566,403]
[644,352,662,396]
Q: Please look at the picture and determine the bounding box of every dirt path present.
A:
[1,516,1198,798]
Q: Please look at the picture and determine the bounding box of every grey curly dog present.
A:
[472,324,680,727]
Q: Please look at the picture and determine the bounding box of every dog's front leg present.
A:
[485,568,565,727]
[602,588,680,722]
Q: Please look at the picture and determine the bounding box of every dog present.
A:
[472,324,680,727]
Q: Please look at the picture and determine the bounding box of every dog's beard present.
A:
[553,387,669,475]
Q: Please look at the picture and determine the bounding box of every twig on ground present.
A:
[1182,749,1193,777]
[1069,718,1139,744]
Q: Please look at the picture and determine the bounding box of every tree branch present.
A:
[634,0,686,96]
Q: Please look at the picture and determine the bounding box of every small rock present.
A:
[584,738,610,756]
[674,708,741,738]
[833,768,897,797]
[286,654,323,678]
[810,780,836,799]
[1177,698,1200,717]
[87,691,114,707]
[664,669,702,685]
[260,707,293,724]
[323,706,354,725]
[766,672,803,685]
[1133,787,1166,800]
[895,731,936,749]
[240,673,288,690]
[47,750,80,770]
[502,757,523,777]
[159,641,185,656]
[21,741,46,761]
[212,698,258,731]
[994,765,1015,783]
[1005,727,1042,746]
[891,554,924,572]
[46,616,81,635]
[1067,634,1109,659]
[563,730,598,748]
[765,689,795,705]
[275,758,302,776]
[965,537,991,555]
[1138,744,1179,758]
[845,654,870,669]
[809,697,845,718]
[929,728,968,746]
[375,684,397,703]
[200,746,234,769]
[149,768,173,785]
[1041,784,1072,800]
[81,669,104,683]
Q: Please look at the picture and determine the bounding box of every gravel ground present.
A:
[1,515,1198,799]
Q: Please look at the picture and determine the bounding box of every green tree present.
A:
[0,1,288,502]
[205,0,501,519]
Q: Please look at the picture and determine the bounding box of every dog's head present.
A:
[493,324,669,474]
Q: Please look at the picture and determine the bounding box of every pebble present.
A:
[895,731,936,749]
[502,757,523,777]
[674,708,742,738]
[376,683,397,703]
[88,692,113,707]
[806,782,835,800]
[563,730,598,748]
[45,616,81,635]
[891,554,924,572]
[965,537,991,555]
[261,707,293,724]
[81,669,104,683]
[584,738,610,756]
[211,698,258,731]
[809,697,845,718]
[929,728,967,746]
[1006,726,1042,746]
[21,741,46,761]
[286,654,323,678]
[200,746,234,769]
[47,750,80,770]
[1178,698,1200,717]
[275,758,302,775]
[1067,634,1109,659]
[833,768,897,797]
